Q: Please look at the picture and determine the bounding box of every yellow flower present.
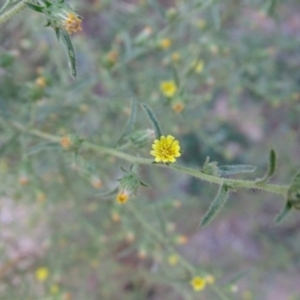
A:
[60,136,71,149]
[160,38,172,49]
[50,284,59,294]
[171,52,181,62]
[150,135,181,163]
[196,18,206,29]
[205,274,215,284]
[190,276,206,291]
[172,102,184,113]
[168,254,179,266]
[35,77,46,88]
[116,191,129,204]
[63,13,82,35]
[35,267,49,282]
[160,81,177,97]
[194,60,204,73]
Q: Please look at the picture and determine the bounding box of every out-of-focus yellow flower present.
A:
[35,77,46,88]
[205,274,215,284]
[36,192,46,203]
[60,136,71,149]
[171,52,181,62]
[168,254,179,266]
[111,212,121,222]
[194,60,204,73]
[160,81,177,97]
[190,276,206,291]
[172,102,185,113]
[35,267,49,282]
[176,235,188,244]
[196,18,206,29]
[50,284,59,294]
[150,135,181,163]
[91,177,102,189]
[160,38,172,50]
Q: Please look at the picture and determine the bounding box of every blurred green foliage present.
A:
[1,0,300,299]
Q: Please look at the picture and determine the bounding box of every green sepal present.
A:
[60,30,77,78]
[141,103,163,139]
[25,2,44,13]
[255,149,276,183]
[218,165,256,176]
[40,0,52,7]
[199,183,229,227]
[274,202,292,224]
[202,156,219,176]
[287,172,300,210]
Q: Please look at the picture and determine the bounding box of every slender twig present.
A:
[0,116,289,197]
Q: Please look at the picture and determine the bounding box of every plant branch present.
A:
[0,116,289,197]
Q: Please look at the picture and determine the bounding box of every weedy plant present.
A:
[1,0,300,299]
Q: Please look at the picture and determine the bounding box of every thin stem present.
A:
[0,116,289,196]
[0,0,28,26]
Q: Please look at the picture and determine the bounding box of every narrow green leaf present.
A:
[255,149,276,183]
[274,202,292,224]
[55,28,61,41]
[287,172,300,210]
[140,180,150,187]
[95,187,118,198]
[226,269,251,285]
[114,98,137,146]
[25,2,44,12]
[218,165,256,176]
[60,30,77,78]
[199,183,229,227]
[141,103,163,139]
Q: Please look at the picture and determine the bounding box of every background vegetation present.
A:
[1,0,300,299]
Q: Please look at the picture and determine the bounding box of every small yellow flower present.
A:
[196,18,206,29]
[160,81,177,97]
[91,177,102,189]
[111,212,121,222]
[194,60,204,73]
[60,136,71,149]
[190,276,206,291]
[50,284,59,294]
[35,267,49,282]
[116,191,129,204]
[150,135,181,163]
[172,102,184,113]
[35,77,46,88]
[168,254,179,266]
[160,38,172,49]
[63,13,82,35]
[171,52,181,62]
[205,274,215,284]
[176,235,188,244]
[36,192,46,203]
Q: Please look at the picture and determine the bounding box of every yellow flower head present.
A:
[60,136,71,149]
[160,81,177,98]
[171,52,181,62]
[116,191,129,204]
[205,274,215,284]
[150,135,181,163]
[190,276,206,291]
[160,38,172,49]
[35,267,49,282]
[63,13,82,34]
[168,254,179,266]
[172,102,184,113]
[194,60,204,73]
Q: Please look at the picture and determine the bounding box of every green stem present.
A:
[0,116,289,196]
[0,0,28,26]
